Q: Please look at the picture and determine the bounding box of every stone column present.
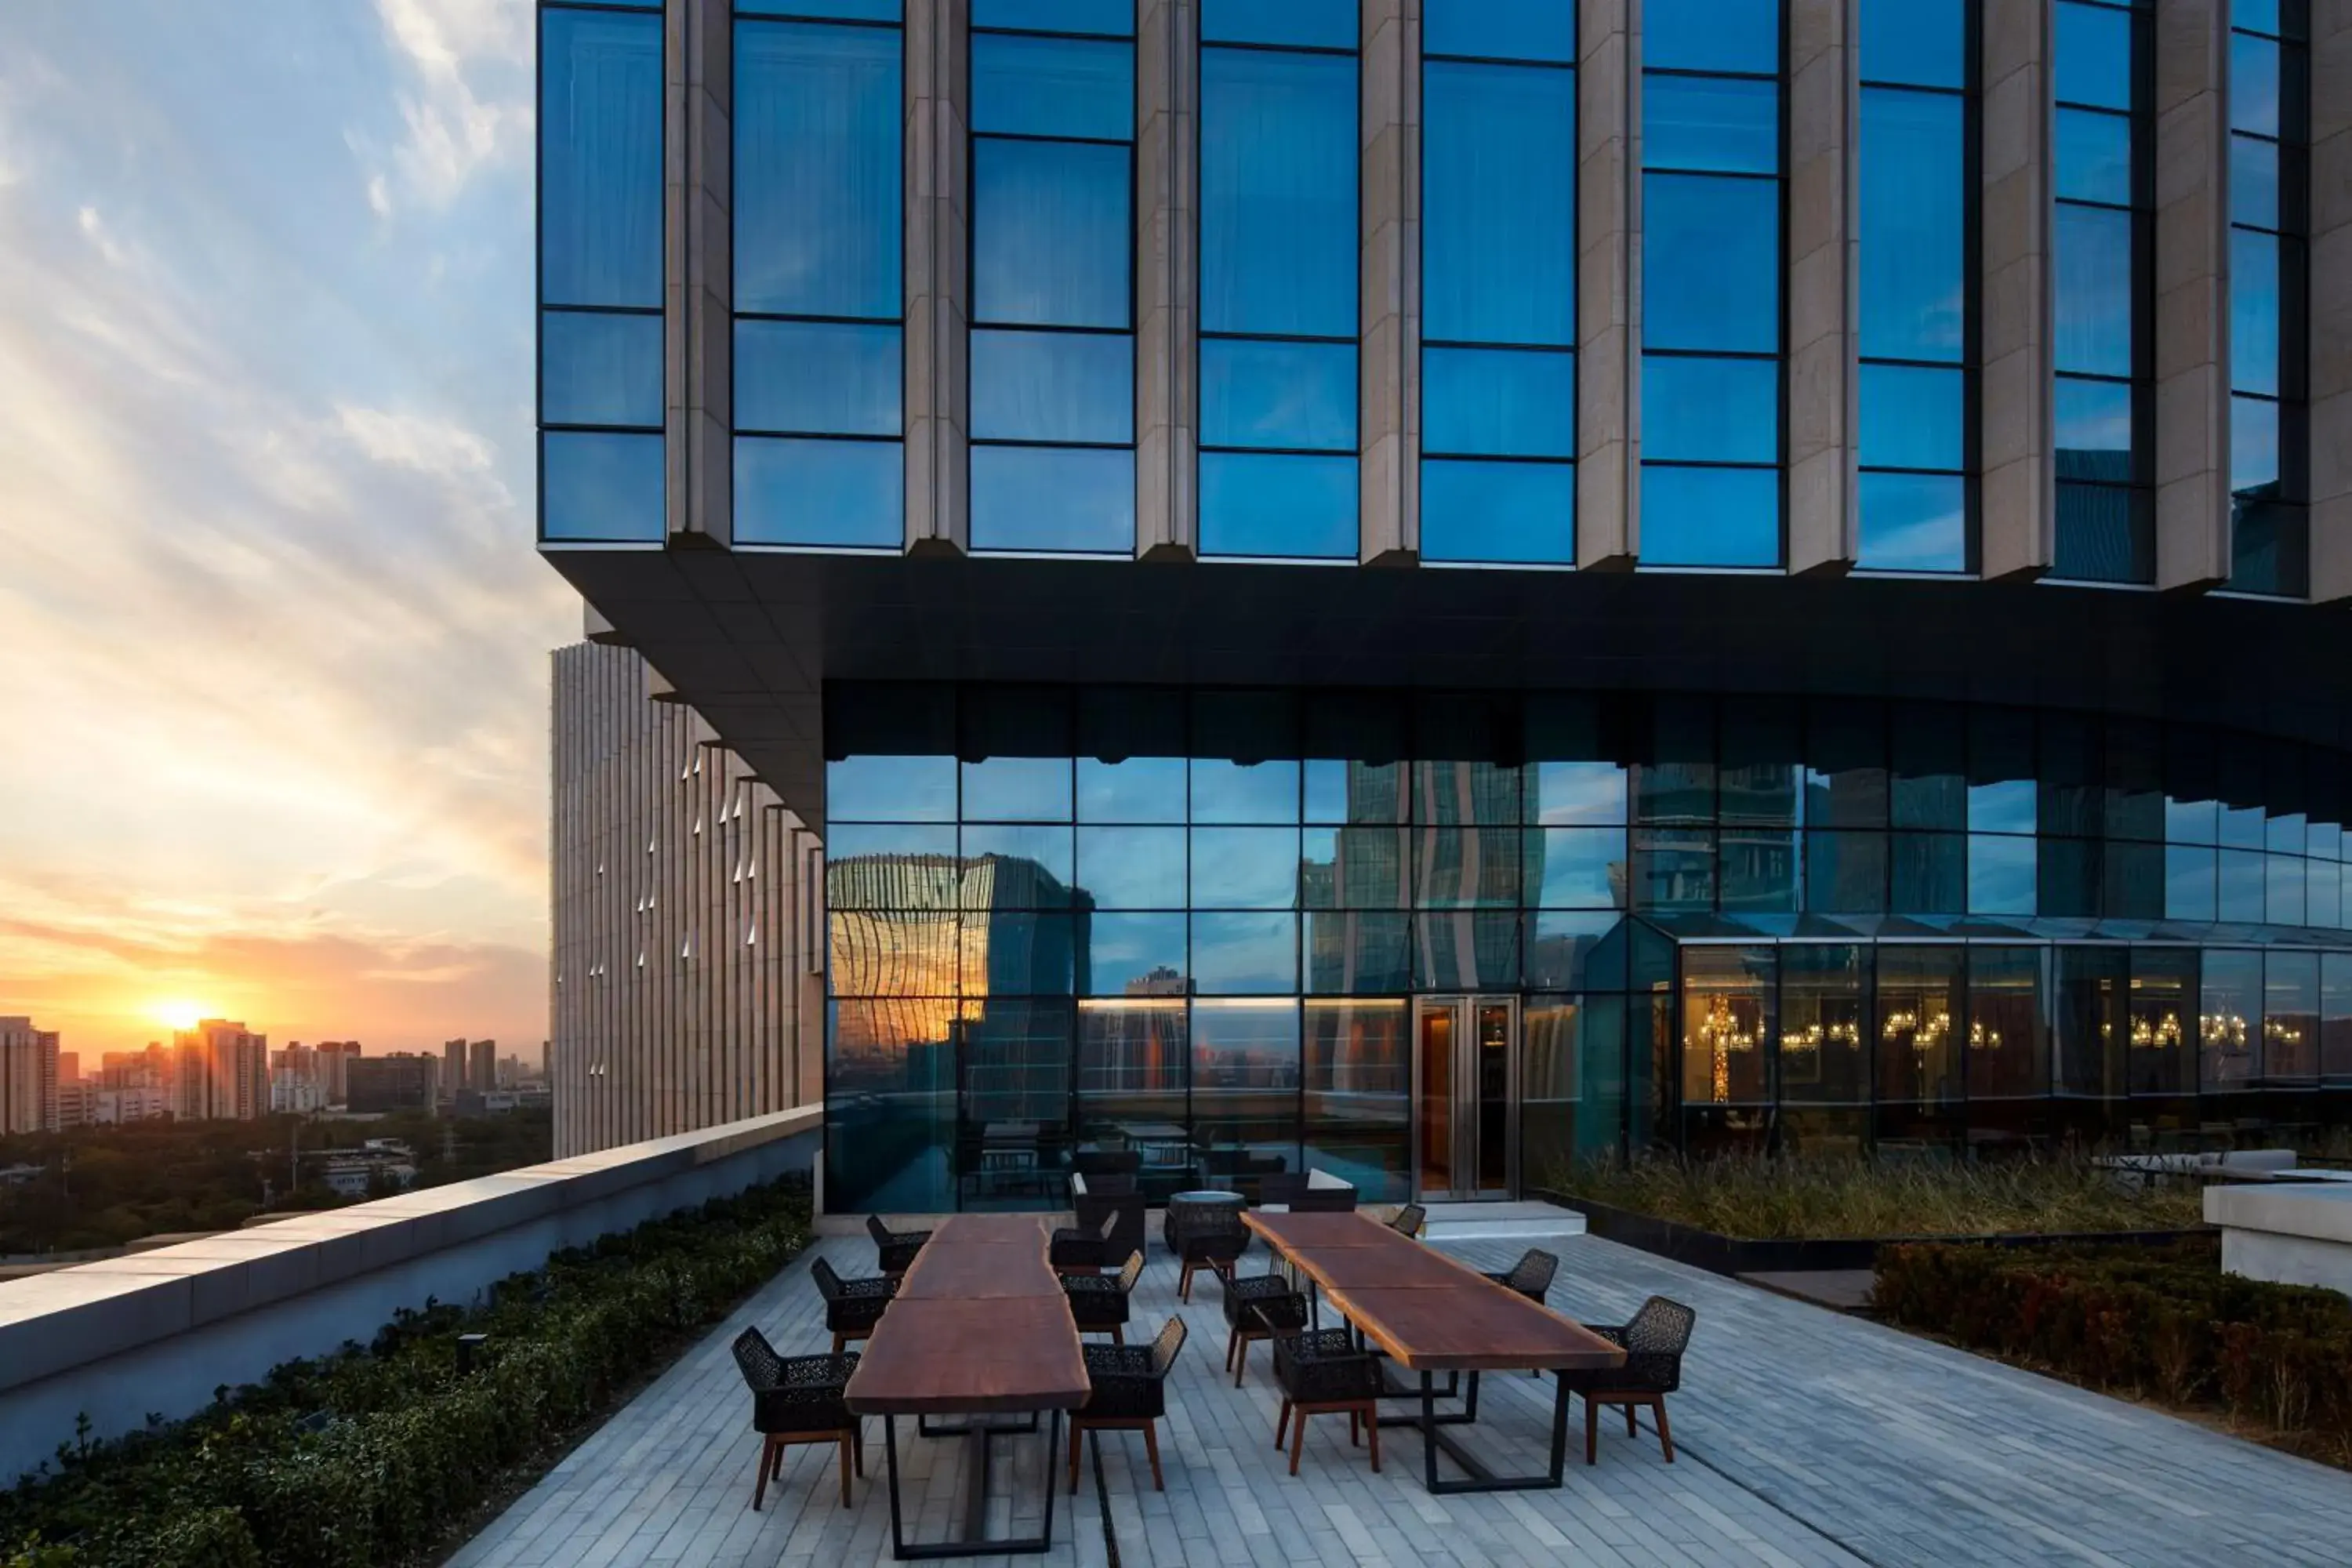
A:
[1785,0,1855,574]
[664,0,735,544]
[1361,0,1420,564]
[1578,0,1638,568]
[1137,0,1198,560]
[2153,0,2230,590]
[1979,0,2055,579]
[2312,0,2352,601]
[905,0,971,555]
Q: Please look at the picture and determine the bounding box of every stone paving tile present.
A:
[448,1228,2350,1568]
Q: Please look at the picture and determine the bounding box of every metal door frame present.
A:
[1412,994,1521,1202]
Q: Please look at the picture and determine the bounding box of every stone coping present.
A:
[0,1106,821,1395]
[2206,1179,2352,1245]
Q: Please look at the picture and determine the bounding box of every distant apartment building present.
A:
[55,1051,78,1087]
[441,1039,467,1104]
[550,642,822,1159]
[172,1020,268,1122]
[314,1041,361,1104]
[0,1019,60,1133]
[468,1039,496,1094]
[93,1047,172,1124]
[344,1054,437,1114]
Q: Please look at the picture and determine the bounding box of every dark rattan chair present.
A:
[1258,1172,1311,1207]
[1481,1248,1559,1305]
[1073,1147,1143,1183]
[1167,1198,1250,1302]
[811,1255,895,1356]
[730,1328,860,1509]
[1290,1185,1359,1212]
[1062,1185,1147,1271]
[1221,1269,1308,1387]
[1269,1328,1383,1475]
[1069,1316,1189,1493]
[1049,1208,1122,1275]
[1064,1250,1145,1342]
[1570,1295,1696,1465]
[866,1214,930,1278]
[1385,1203,1427,1240]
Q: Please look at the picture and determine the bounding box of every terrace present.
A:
[452,1219,2352,1568]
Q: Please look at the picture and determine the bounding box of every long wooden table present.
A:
[1242,1209,1624,1494]
[845,1214,1087,1559]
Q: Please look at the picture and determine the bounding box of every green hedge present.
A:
[1874,1238,2352,1465]
[0,1179,811,1567]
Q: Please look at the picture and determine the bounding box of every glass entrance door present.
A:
[1414,996,1518,1200]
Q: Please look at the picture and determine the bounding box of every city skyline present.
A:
[0,0,564,1059]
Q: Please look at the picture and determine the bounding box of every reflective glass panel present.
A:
[737,320,902,436]
[1425,0,1575,62]
[1969,949,2048,1098]
[1645,0,1781,74]
[2265,950,2320,1080]
[543,430,665,542]
[1304,1000,1410,1200]
[1074,827,1185,909]
[1643,175,1780,353]
[1192,828,1303,908]
[1644,74,1780,174]
[971,330,1133,444]
[974,0,1128,28]
[973,139,1131,329]
[1780,945,1869,1102]
[1078,756,1187,822]
[2231,31,2281,137]
[1301,827,1408,909]
[2201,949,2261,1087]
[2054,376,2136,481]
[1858,89,1967,361]
[1681,946,1775,1105]
[827,999,956,1212]
[1416,828,1524,907]
[735,22,902,318]
[2053,205,2137,378]
[1857,473,1967,572]
[2056,107,2135,205]
[1305,912,1413,992]
[1082,915,1189,993]
[971,446,1135,554]
[2055,1,2135,111]
[2165,843,2218,920]
[1639,466,1781,568]
[1528,761,1630,826]
[1200,339,1356,450]
[1190,757,1301,823]
[829,754,958,821]
[1423,62,1576,346]
[1860,0,1965,89]
[1199,453,1359,558]
[1858,365,1965,470]
[1189,913,1298,993]
[1420,462,1577,565]
[962,755,1073,821]
[1200,0,1358,48]
[1876,946,1963,1105]
[543,311,662,427]
[1968,834,2038,916]
[1526,828,1629,908]
[2230,229,2282,396]
[971,34,1131,140]
[1423,349,1577,458]
[961,825,1074,906]
[1200,49,1357,338]
[542,9,663,308]
[1643,356,1780,463]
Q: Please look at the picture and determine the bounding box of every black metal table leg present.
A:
[880,1407,1065,1559]
[1385,1369,1576,1494]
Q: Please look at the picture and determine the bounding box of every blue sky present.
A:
[0,0,575,1056]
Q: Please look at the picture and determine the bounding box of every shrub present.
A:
[1874,1237,2352,1467]
[0,1178,811,1566]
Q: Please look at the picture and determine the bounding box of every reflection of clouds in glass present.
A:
[1857,474,1965,573]
[1189,912,1295,992]
[2230,396,2281,493]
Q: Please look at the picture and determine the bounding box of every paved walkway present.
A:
[448,1227,2352,1568]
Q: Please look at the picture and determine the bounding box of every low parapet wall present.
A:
[0,1107,822,1484]
[2206,1180,2352,1300]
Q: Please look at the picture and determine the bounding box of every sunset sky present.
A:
[0,0,572,1059]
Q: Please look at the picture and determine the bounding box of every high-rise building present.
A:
[535,0,2352,1206]
[0,1019,60,1134]
[441,1039,467,1104]
[314,1041,361,1105]
[55,1051,78,1087]
[346,1054,438,1115]
[468,1039,497,1094]
[172,1020,269,1123]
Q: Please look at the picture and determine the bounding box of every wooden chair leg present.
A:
[1289,1410,1305,1475]
[1232,1336,1251,1388]
[1625,1404,1636,1438]
[1069,1420,1083,1494]
[1143,1422,1164,1490]
[1178,1262,1194,1302]
[1366,1404,1381,1473]
[1584,1396,1599,1465]
[838,1434,853,1508]
[832,1332,846,1357]
[1348,1410,1360,1447]
[753,1436,775,1511]
[1653,1398,1675,1462]
[1224,1328,1238,1372]
[1111,1324,1123,1346]
[1274,1399,1290,1449]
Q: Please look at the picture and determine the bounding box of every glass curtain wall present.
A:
[539,0,666,543]
[1639,0,1784,568]
[968,1,1138,553]
[1855,0,1973,572]
[1417,0,1577,564]
[733,2,906,548]
[2052,0,2153,583]
[1197,1,1360,558]
[2226,0,2309,596]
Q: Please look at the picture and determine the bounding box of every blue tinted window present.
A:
[1860,0,1965,88]
[737,320,902,436]
[2231,31,2281,136]
[1857,473,1967,572]
[2230,136,2279,228]
[1200,454,1359,557]
[1643,74,1780,174]
[974,140,1131,328]
[741,0,898,16]
[971,446,1135,553]
[1858,365,1965,470]
[964,756,1073,821]
[1077,827,1186,907]
[1192,758,1302,822]
[1425,0,1574,62]
[1424,63,1576,346]
[828,823,956,886]
[1421,461,1577,565]
[1527,828,1628,907]
[2054,377,2136,481]
[2219,849,2268,921]
[541,9,662,308]
[2053,205,2136,377]
[1200,339,1356,449]
[2053,482,2152,582]
[543,311,662,427]
[1083,914,1188,991]
[1643,356,1779,464]
[1200,0,1357,48]
[971,331,1133,444]
[2055,107,2134,205]
[1527,761,1628,826]
[829,755,956,821]
[1189,913,1298,992]
[1640,466,1780,568]
[1969,835,2037,914]
[1646,0,1780,74]
[543,430,664,541]
[1858,90,1966,361]
[1078,756,1187,821]
[1644,176,1779,353]
[973,34,1132,140]
[2230,230,2281,394]
[974,0,1130,31]
[1193,829,1302,907]
[1200,49,1357,338]
[2055,2,2135,110]
[735,437,902,547]
[2233,393,2280,491]
[1423,349,1576,458]
[962,825,1074,901]
[735,24,902,318]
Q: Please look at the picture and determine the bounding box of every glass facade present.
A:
[2052,0,2153,583]
[2226,0,2309,597]
[824,683,2352,1208]
[539,0,666,543]
[969,0,1138,553]
[1418,0,1577,565]
[733,2,906,548]
[1856,0,1973,572]
[1639,0,1784,568]
[1197,2,1360,559]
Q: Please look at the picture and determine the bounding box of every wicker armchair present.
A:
[1049,1208,1121,1275]
[1220,1270,1308,1387]
[1480,1248,1559,1305]
[1057,1185,1147,1272]
[1063,1250,1145,1342]
[1269,1329,1383,1475]
[730,1328,860,1509]
[1567,1295,1696,1464]
[1069,1317,1188,1493]
[1290,1185,1358,1212]
[1258,1172,1311,1207]
[1386,1203,1427,1240]
[1167,1198,1250,1302]
[810,1255,895,1356]
[865,1214,930,1278]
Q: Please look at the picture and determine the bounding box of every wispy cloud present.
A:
[369,0,533,213]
